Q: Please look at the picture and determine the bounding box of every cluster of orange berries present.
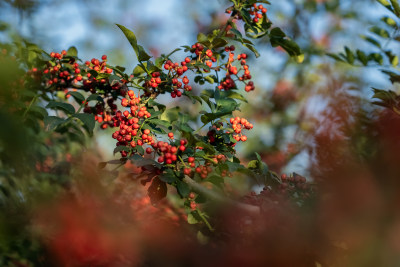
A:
[249,4,267,23]
[86,98,117,128]
[163,58,192,98]
[154,139,187,165]
[111,90,153,157]
[188,192,197,210]
[218,46,255,92]
[190,43,217,69]
[229,117,253,142]
[41,50,74,87]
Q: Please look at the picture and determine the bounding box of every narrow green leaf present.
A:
[67,46,78,57]
[390,0,400,17]
[177,180,190,197]
[73,113,95,134]
[369,26,390,38]
[43,116,65,131]
[46,101,75,114]
[116,23,138,55]
[66,91,85,103]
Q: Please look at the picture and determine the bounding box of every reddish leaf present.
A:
[147,177,167,204]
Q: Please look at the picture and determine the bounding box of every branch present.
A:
[183,176,260,215]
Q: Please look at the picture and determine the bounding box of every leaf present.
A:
[148,119,172,128]
[46,101,75,114]
[369,26,390,38]
[133,64,146,76]
[207,175,224,188]
[67,46,78,57]
[381,16,397,27]
[116,24,151,62]
[220,91,248,102]
[390,0,400,17]
[344,46,355,64]
[116,23,138,55]
[159,169,178,183]
[243,43,260,58]
[176,180,190,197]
[113,145,130,155]
[356,50,368,65]
[326,53,345,62]
[381,70,400,83]
[129,154,161,168]
[270,27,286,38]
[66,91,85,103]
[197,33,208,43]
[86,94,104,102]
[137,45,152,61]
[360,35,381,48]
[187,212,201,224]
[98,162,107,169]
[73,113,95,134]
[43,116,65,131]
[29,106,48,119]
[148,177,167,205]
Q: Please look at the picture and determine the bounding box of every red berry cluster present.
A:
[84,98,118,129]
[229,117,253,142]
[190,43,217,69]
[163,58,192,98]
[42,50,73,87]
[218,46,255,92]
[154,139,187,165]
[249,4,267,23]
[111,90,153,157]
[195,164,214,179]
[188,192,197,210]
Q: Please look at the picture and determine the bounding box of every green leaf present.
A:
[392,55,399,66]
[381,70,400,83]
[360,35,381,48]
[113,145,130,155]
[344,46,355,64]
[270,27,286,38]
[207,175,224,188]
[133,64,146,76]
[86,94,104,102]
[204,75,215,84]
[43,116,65,131]
[73,113,95,134]
[177,180,190,197]
[220,91,247,102]
[46,101,75,114]
[116,24,151,62]
[137,45,151,61]
[381,16,397,27]
[149,119,172,128]
[356,50,368,65]
[187,212,201,224]
[66,91,85,103]
[29,106,48,119]
[369,26,390,38]
[159,169,178,183]
[369,53,384,65]
[197,33,208,43]
[116,23,138,54]
[391,0,400,17]
[243,43,260,58]
[67,46,78,57]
